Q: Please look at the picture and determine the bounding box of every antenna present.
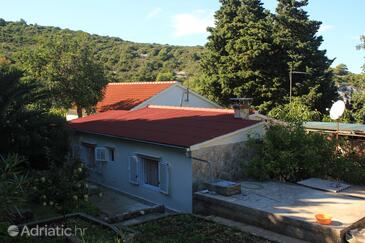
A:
[329,100,345,120]
[329,100,345,149]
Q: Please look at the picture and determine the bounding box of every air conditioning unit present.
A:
[95,147,108,161]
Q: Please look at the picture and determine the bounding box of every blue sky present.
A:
[1,0,364,73]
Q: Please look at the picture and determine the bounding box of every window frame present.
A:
[137,154,161,191]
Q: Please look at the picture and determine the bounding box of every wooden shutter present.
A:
[128,156,139,185]
[159,161,169,194]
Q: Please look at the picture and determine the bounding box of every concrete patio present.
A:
[194,181,365,243]
[89,183,155,218]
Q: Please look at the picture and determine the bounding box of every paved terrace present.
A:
[194,181,365,243]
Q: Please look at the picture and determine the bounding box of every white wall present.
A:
[73,133,193,212]
[133,84,220,109]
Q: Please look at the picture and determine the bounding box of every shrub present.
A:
[330,155,365,185]
[30,157,89,214]
[0,154,29,221]
[246,123,336,182]
[268,97,321,122]
[246,123,365,184]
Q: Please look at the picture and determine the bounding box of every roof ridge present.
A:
[108,81,177,85]
[147,105,234,113]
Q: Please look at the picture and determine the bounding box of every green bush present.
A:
[330,155,365,185]
[0,154,29,221]
[246,123,365,184]
[29,157,89,214]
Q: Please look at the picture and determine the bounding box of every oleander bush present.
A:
[30,157,89,213]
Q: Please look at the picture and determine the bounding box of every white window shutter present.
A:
[95,147,107,161]
[159,161,169,194]
[128,156,139,185]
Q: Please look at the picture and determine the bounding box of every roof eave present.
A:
[70,128,189,150]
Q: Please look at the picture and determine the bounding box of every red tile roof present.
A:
[69,105,261,148]
[96,81,176,112]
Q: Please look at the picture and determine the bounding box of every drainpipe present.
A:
[186,149,214,182]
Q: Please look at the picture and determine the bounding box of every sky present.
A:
[1,0,364,73]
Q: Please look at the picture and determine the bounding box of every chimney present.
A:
[231,98,253,119]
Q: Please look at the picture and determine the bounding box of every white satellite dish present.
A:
[329,100,345,120]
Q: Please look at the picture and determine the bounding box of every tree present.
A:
[332,64,350,84]
[273,0,337,113]
[351,91,365,123]
[0,18,5,27]
[156,71,174,81]
[200,0,276,111]
[268,96,321,122]
[333,64,349,77]
[0,63,68,168]
[19,33,107,117]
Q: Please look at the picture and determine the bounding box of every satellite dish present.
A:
[329,100,345,120]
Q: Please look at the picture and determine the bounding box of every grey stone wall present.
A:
[191,141,254,191]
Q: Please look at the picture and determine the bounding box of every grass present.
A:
[131,214,275,243]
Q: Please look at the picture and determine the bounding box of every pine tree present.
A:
[200,0,276,110]
[273,0,337,113]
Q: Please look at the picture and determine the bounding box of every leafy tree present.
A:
[351,91,365,123]
[19,33,107,117]
[0,63,68,168]
[268,96,321,122]
[333,64,349,77]
[200,0,276,111]
[332,64,350,84]
[156,71,174,81]
[273,0,338,113]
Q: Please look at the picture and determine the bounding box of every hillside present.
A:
[0,19,205,83]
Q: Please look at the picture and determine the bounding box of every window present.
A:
[141,157,159,187]
[128,154,170,194]
[108,147,115,161]
[81,143,96,168]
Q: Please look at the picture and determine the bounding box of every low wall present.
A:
[194,192,343,243]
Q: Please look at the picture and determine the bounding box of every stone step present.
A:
[206,215,310,243]
[114,212,171,228]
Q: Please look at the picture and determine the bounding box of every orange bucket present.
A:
[315,214,332,225]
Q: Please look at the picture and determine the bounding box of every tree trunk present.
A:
[76,105,83,118]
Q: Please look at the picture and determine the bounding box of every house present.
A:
[66,81,220,120]
[68,105,265,212]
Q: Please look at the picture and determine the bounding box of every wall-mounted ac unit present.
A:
[95,147,108,161]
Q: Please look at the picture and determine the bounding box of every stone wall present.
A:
[191,141,255,191]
